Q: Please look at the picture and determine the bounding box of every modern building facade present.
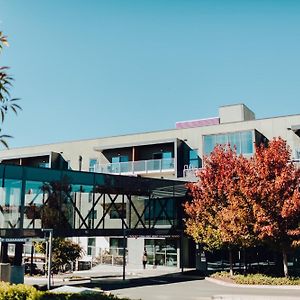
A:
[1,103,300,269]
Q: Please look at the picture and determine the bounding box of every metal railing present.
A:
[291,158,300,169]
[96,158,175,175]
[183,158,300,180]
[93,247,127,266]
[183,165,202,181]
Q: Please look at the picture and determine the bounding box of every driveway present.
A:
[84,274,300,300]
[25,265,300,300]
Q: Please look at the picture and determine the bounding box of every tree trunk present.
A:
[243,248,247,275]
[282,249,289,277]
[229,248,234,276]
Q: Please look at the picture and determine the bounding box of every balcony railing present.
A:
[95,158,175,175]
[183,166,202,181]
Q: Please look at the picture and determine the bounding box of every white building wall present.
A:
[127,237,145,268]
[1,104,300,268]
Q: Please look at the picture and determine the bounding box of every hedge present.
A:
[211,271,300,285]
[0,282,126,300]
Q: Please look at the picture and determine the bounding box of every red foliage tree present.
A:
[240,137,300,277]
[185,145,256,275]
[185,137,300,277]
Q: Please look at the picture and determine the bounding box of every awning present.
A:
[93,138,179,152]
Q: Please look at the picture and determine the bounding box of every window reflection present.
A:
[0,179,22,228]
[203,130,253,156]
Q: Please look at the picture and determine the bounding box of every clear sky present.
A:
[1,0,300,148]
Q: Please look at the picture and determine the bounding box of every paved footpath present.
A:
[25,265,300,300]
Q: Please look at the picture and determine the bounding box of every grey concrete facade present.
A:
[1,103,300,269]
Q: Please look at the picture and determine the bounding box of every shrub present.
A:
[0,282,128,300]
[0,281,39,300]
[39,292,126,300]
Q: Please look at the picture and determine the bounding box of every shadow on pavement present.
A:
[74,270,206,291]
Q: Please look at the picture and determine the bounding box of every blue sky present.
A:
[1,0,300,148]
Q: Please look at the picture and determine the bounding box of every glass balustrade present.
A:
[96,158,175,175]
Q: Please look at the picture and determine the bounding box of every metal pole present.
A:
[30,243,34,276]
[122,229,126,281]
[47,229,53,290]
[180,231,184,273]
[42,229,53,290]
[122,194,126,280]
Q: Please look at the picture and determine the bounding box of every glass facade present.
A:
[144,198,177,226]
[110,237,127,256]
[203,130,253,156]
[87,237,96,256]
[189,149,200,168]
[144,238,177,266]
[0,164,185,237]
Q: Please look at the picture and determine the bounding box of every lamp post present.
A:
[42,229,53,290]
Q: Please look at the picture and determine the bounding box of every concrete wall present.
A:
[1,112,300,173]
[219,103,255,124]
[127,237,144,268]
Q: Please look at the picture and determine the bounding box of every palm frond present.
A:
[0,134,12,149]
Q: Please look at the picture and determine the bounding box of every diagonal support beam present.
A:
[151,198,173,228]
[79,193,104,229]
[66,194,89,229]
[95,194,119,229]
[127,196,147,229]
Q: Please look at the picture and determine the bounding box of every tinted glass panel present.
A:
[0,179,22,228]
[204,131,253,155]
[189,149,200,168]
[241,131,253,154]
[203,135,215,155]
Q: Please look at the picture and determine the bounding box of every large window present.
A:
[189,149,200,168]
[89,159,97,172]
[144,239,177,266]
[87,237,96,256]
[203,130,253,156]
[110,238,127,255]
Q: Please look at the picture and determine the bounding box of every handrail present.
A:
[96,158,175,175]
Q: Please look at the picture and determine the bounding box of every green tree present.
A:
[35,238,83,273]
[0,31,22,148]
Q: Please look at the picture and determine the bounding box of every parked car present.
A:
[24,262,44,275]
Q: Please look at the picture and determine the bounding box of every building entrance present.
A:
[145,238,178,267]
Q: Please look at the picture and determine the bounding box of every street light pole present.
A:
[42,229,53,290]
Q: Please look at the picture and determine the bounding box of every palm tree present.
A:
[0,31,22,148]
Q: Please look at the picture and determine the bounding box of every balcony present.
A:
[183,166,202,182]
[95,158,175,175]
[291,158,300,170]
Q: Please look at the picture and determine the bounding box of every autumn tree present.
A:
[185,145,256,275]
[0,31,21,147]
[240,137,300,277]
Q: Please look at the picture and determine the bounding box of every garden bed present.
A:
[211,271,300,285]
